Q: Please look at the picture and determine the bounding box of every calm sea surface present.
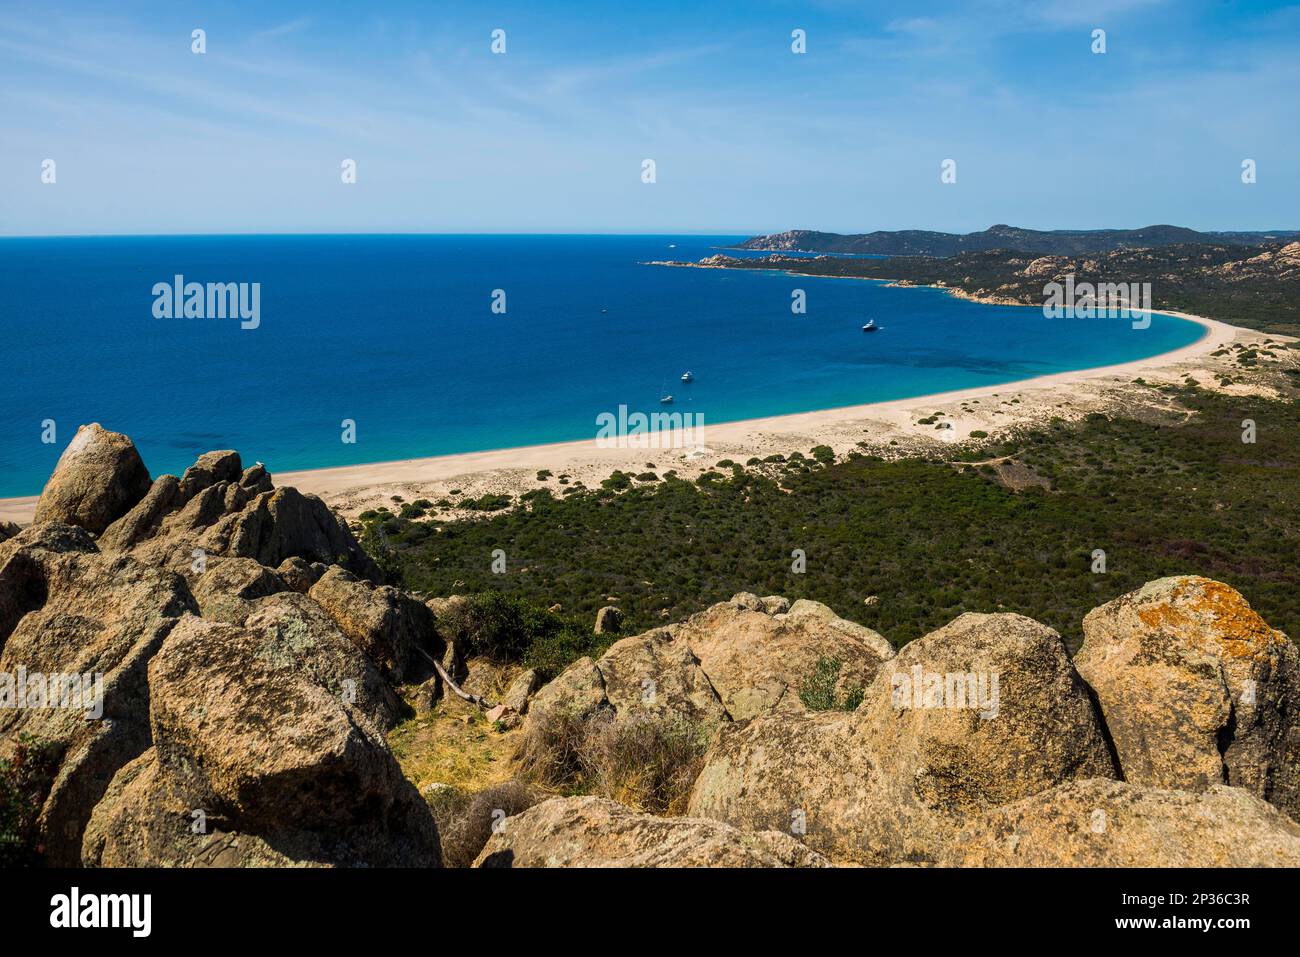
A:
[0,234,1204,497]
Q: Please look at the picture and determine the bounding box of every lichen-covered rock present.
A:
[85,615,440,866]
[33,424,152,534]
[1076,576,1300,819]
[198,487,379,580]
[690,613,1116,864]
[474,796,830,868]
[99,475,181,552]
[241,591,403,730]
[82,746,437,867]
[862,613,1117,819]
[525,656,607,726]
[189,557,288,624]
[595,630,728,722]
[178,450,242,499]
[502,668,541,714]
[687,710,879,862]
[0,523,197,865]
[274,556,323,594]
[677,595,893,720]
[942,779,1300,867]
[308,566,439,682]
[523,631,727,737]
[100,455,378,583]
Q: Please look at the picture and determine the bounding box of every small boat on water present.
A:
[680,371,693,383]
[862,319,879,332]
[660,395,674,404]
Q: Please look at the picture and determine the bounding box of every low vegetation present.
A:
[514,709,712,815]
[799,655,866,712]
[364,386,1300,663]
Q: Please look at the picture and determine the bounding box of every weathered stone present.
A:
[690,612,1116,864]
[189,557,288,624]
[0,523,196,865]
[1076,576,1300,819]
[33,424,152,534]
[942,779,1300,867]
[677,596,893,720]
[239,463,273,495]
[526,656,607,726]
[593,605,623,634]
[425,595,468,619]
[596,630,728,723]
[274,556,323,594]
[475,796,830,868]
[242,591,403,730]
[106,615,441,866]
[178,450,242,499]
[502,668,541,714]
[99,475,181,552]
[308,566,438,682]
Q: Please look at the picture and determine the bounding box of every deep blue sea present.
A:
[0,235,1204,497]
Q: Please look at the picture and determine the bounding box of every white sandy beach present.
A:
[0,309,1280,527]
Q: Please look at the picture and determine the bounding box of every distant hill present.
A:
[735,225,1300,257]
[659,241,1300,337]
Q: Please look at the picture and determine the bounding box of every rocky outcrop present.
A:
[33,424,152,534]
[189,557,289,624]
[0,523,196,865]
[308,567,439,683]
[942,779,1300,867]
[1076,577,1300,819]
[2,429,443,869]
[523,630,728,737]
[83,615,437,867]
[501,669,541,714]
[593,605,623,634]
[688,613,1116,865]
[678,593,893,720]
[526,592,894,733]
[88,441,377,582]
[526,656,608,724]
[177,450,243,499]
[474,796,829,868]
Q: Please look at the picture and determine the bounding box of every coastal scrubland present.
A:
[365,382,1300,665]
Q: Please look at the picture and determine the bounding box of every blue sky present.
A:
[1,0,1297,235]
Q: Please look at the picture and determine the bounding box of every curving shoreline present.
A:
[0,308,1253,526]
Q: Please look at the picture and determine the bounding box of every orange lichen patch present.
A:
[1136,578,1282,662]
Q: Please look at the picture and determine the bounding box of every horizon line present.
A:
[3,224,1298,241]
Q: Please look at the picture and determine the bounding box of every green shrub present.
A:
[0,735,58,867]
[798,656,865,712]
[436,592,599,677]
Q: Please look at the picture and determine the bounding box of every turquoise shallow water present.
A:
[0,234,1204,497]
